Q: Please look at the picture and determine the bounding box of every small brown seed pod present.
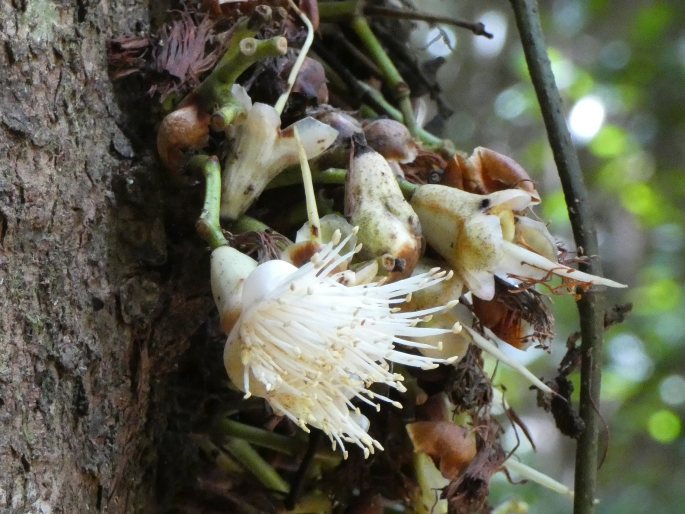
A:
[363,118,419,164]
[156,102,210,174]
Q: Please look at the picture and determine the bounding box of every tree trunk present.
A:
[0,2,212,512]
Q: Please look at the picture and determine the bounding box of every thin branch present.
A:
[509,1,606,513]
[364,6,493,39]
[318,1,494,39]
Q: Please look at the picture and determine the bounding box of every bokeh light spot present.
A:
[619,183,664,224]
[473,11,507,58]
[495,87,528,120]
[660,375,685,406]
[589,125,628,158]
[608,334,653,382]
[599,40,632,70]
[647,410,681,444]
[569,95,605,142]
[632,278,681,315]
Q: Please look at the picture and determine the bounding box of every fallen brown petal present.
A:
[407,421,477,481]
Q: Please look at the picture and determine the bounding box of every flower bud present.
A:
[513,216,557,262]
[363,119,418,164]
[470,147,541,203]
[411,184,625,300]
[220,103,338,219]
[411,184,531,300]
[210,246,258,333]
[157,102,210,174]
[407,421,477,480]
[313,108,363,144]
[443,147,541,202]
[346,140,422,280]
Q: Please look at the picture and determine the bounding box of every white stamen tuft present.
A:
[223,231,456,457]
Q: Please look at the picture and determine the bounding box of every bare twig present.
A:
[318,2,493,39]
[364,5,493,39]
[509,1,606,512]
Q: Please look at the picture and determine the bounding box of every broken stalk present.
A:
[189,155,228,249]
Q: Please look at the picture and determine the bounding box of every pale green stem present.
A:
[215,418,304,455]
[189,155,228,249]
[294,126,321,242]
[197,36,288,107]
[230,214,271,234]
[192,435,243,474]
[319,1,452,149]
[316,167,418,197]
[319,1,493,39]
[223,438,290,494]
[350,15,418,136]
[274,1,315,114]
[214,418,342,469]
[318,0,359,20]
[356,80,450,149]
[211,100,246,131]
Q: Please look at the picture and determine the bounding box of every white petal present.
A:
[504,459,576,500]
[499,241,626,288]
[242,259,298,309]
[462,267,496,301]
[485,188,532,212]
[463,326,553,394]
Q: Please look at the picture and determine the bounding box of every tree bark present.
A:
[0,2,213,512]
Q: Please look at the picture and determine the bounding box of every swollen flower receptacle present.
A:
[443,147,541,202]
[363,118,419,164]
[346,140,422,280]
[157,103,210,174]
[220,103,338,219]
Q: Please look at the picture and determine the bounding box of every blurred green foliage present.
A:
[414,0,685,511]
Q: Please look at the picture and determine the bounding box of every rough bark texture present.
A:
[0,2,213,512]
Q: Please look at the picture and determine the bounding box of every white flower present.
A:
[220,102,338,219]
[222,230,459,458]
[411,184,626,300]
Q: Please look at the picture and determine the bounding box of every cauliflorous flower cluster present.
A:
[218,230,459,457]
[149,3,627,506]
